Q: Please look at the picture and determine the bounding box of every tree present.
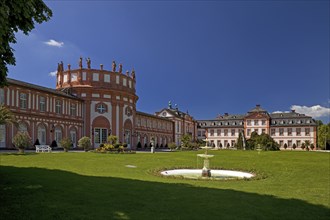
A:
[0,0,52,87]
[236,131,244,150]
[180,134,191,149]
[60,137,72,152]
[317,124,330,150]
[168,142,176,151]
[78,136,91,151]
[0,104,18,126]
[12,132,31,153]
[246,131,279,151]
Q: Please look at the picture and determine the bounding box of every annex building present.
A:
[0,58,197,149]
[197,105,317,149]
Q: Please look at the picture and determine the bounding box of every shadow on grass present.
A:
[0,166,329,220]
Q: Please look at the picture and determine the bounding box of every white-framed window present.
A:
[94,128,107,144]
[123,78,127,86]
[38,124,46,145]
[271,129,275,136]
[305,128,310,136]
[128,80,132,88]
[93,73,99,81]
[55,127,62,146]
[116,75,119,84]
[18,123,28,133]
[19,93,27,109]
[82,72,86,81]
[70,103,76,116]
[231,129,235,136]
[71,73,78,81]
[55,100,61,114]
[63,74,68,82]
[104,74,110,82]
[70,130,76,148]
[96,103,107,114]
[39,96,46,112]
[254,120,259,125]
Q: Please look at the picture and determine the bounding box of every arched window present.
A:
[70,129,76,148]
[55,127,62,146]
[18,123,28,133]
[38,124,46,145]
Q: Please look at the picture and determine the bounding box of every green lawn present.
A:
[1,150,329,219]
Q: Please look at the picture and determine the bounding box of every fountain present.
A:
[197,139,214,177]
[160,138,255,180]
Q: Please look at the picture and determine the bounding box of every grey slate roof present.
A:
[7,78,81,100]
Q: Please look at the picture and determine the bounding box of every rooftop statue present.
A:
[119,64,122,73]
[60,61,64,71]
[86,58,91,69]
[131,68,135,79]
[79,56,83,68]
[112,60,117,72]
[168,101,172,109]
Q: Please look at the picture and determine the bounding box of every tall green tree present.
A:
[236,131,244,150]
[317,124,330,150]
[180,134,191,149]
[0,0,52,87]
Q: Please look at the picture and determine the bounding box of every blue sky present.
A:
[8,0,330,123]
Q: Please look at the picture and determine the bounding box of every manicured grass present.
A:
[1,150,329,219]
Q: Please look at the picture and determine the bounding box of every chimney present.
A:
[224,113,229,116]
[291,109,296,113]
[256,104,260,108]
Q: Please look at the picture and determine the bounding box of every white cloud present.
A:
[49,70,57,77]
[44,39,64,47]
[290,105,330,118]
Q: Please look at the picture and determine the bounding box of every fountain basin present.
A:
[161,169,254,180]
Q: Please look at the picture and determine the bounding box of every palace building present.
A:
[197,105,317,149]
[0,59,316,150]
[0,58,197,149]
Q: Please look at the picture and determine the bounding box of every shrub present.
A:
[168,142,176,151]
[136,142,142,149]
[301,143,305,150]
[283,143,288,150]
[12,132,32,153]
[144,143,148,149]
[114,143,120,149]
[60,138,72,152]
[107,135,118,145]
[164,144,168,149]
[292,143,297,150]
[78,136,91,151]
[310,143,315,150]
[104,144,114,151]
